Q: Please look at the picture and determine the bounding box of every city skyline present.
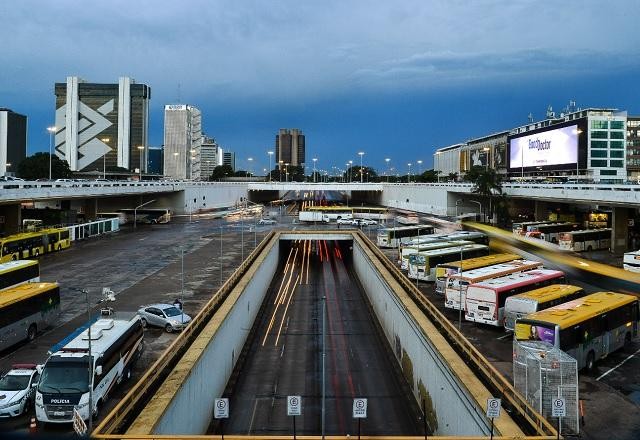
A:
[1,1,639,173]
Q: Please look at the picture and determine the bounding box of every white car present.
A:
[137,303,192,332]
[258,218,277,225]
[0,364,40,418]
[357,218,378,226]
[336,218,353,225]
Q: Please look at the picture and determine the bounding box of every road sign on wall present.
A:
[486,398,501,418]
[214,398,229,419]
[353,398,368,418]
[287,395,301,416]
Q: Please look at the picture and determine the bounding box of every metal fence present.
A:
[513,340,579,434]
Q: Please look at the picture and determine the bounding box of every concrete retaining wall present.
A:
[150,240,279,434]
[351,239,493,436]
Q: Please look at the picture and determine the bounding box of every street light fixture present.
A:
[100,138,110,179]
[358,151,365,183]
[348,160,353,182]
[312,158,318,182]
[248,157,253,178]
[417,159,423,176]
[134,199,156,229]
[482,147,490,171]
[407,163,412,183]
[47,126,56,180]
[267,151,274,182]
[137,146,145,181]
[385,158,391,182]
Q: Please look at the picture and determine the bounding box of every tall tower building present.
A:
[0,108,27,176]
[200,135,223,179]
[54,76,150,172]
[163,105,202,180]
[275,128,305,167]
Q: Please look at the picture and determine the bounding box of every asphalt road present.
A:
[218,239,424,436]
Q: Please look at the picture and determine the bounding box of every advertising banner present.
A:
[509,125,578,169]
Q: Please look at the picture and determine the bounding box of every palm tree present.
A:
[465,166,503,222]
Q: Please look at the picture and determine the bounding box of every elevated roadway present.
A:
[94,230,556,439]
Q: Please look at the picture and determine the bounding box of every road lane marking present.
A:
[596,347,640,381]
[280,344,286,358]
[497,333,512,341]
[248,398,259,435]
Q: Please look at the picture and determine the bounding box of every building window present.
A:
[591,150,607,158]
[600,170,617,176]
[591,120,609,129]
[610,131,625,139]
[610,150,624,158]
[591,159,607,167]
[610,121,624,129]
[590,131,608,139]
[591,140,608,149]
[609,160,624,168]
[610,141,625,149]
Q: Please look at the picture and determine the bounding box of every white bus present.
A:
[525,222,579,243]
[465,269,566,327]
[36,317,144,424]
[0,260,40,292]
[434,253,521,295]
[559,229,612,252]
[0,283,60,352]
[512,221,550,235]
[407,244,490,282]
[400,240,473,270]
[377,225,435,248]
[405,231,488,247]
[623,249,640,273]
[298,206,353,223]
[503,284,586,331]
[444,260,543,312]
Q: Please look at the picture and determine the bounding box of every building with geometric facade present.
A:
[0,108,27,177]
[163,104,202,180]
[275,128,305,167]
[200,135,223,180]
[54,76,150,173]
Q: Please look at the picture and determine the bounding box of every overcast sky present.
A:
[2,0,639,173]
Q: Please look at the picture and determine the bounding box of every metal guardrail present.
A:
[91,435,557,440]
[352,230,558,437]
[93,231,278,436]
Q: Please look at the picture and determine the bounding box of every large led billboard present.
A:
[509,124,578,169]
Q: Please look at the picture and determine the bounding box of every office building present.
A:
[163,105,202,180]
[222,151,235,171]
[200,135,223,179]
[275,128,305,167]
[627,116,640,180]
[0,108,27,176]
[147,146,164,175]
[54,76,150,172]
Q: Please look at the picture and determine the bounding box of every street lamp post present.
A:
[408,163,412,183]
[101,138,110,179]
[248,157,253,179]
[137,146,145,181]
[417,159,423,176]
[47,126,56,180]
[313,158,317,183]
[278,161,283,182]
[385,158,391,182]
[358,151,365,183]
[134,199,156,229]
[483,147,490,171]
[285,163,289,182]
[267,151,274,182]
[348,160,353,182]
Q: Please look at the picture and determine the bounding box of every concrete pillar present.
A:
[611,207,629,254]
[534,201,548,221]
[83,199,98,221]
[0,203,21,235]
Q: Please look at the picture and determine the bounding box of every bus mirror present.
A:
[95,366,103,376]
[36,365,42,374]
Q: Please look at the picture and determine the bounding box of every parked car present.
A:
[336,218,353,225]
[0,364,40,418]
[0,176,25,182]
[258,218,277,225]
[137,303,192,332]
[356,218,378,226]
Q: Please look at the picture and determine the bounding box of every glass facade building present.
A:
[275,128,305,167]
[0,108,27,176]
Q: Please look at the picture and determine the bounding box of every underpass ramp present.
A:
[94,230,557,440]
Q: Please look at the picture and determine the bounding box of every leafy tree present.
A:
[447,172,459,182]
[308,171,322,182]
[343,166,378,182]
[417,169,440,183]
[234,170,250,177]
[17,152,72,180]
[209,165,234,181]
[465,166,505,223]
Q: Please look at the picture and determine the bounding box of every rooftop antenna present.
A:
[527,112,534,123]
[546,105,555,119]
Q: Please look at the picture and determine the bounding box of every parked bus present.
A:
[559,229,612,252]
[503,284,586,331]
[514,292,639,370]
[623,249,640,273]
[377,225,435,248]
[0,228,71,263]
[0,283,60,352]
[406,231,488,247]
[434,253,521,295]
[444,260,543,311]
[36,317,144,424]
[400,240,474,270]
[407,244,490,282]
[465,269,566,326]
[525,222,580,243]
[512,221,552,235]
[0,260,40,292]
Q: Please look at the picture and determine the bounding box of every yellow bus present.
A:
[515,292,640,370]
[0,228,71,263]
[504,284,586,331]
[0,260,40,292]
[434,253,521,294]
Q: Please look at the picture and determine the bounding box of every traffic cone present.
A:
[29,416,37,434]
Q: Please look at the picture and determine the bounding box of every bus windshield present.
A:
[38,358,90,393]
[514,321,556,345]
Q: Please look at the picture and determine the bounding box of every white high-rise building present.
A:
[200,135,223,179]
[163,105,202,180]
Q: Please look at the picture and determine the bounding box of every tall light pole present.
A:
[101,138,110,179]
[358,151,365,183]
[285,163,289,182]
[190,149,196,180]
[137,145,145,181]
[408,163,412,183]
[483,147,490,171]
[385,158,391,182]
[417,159,423,176]
[134,199,156,229]
[267,151,274,182]
[278,160,283,182]
[47,126,56,180]
[348,160,353,182]
[248,157,253,178]
[312,158,317,182]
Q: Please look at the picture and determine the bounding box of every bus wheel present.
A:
[586,351,596,371]
[57,245,62,251]
[34,249,40,257]
[12,254,18,261]
[27,324,37,342]
[587,245,593,252]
